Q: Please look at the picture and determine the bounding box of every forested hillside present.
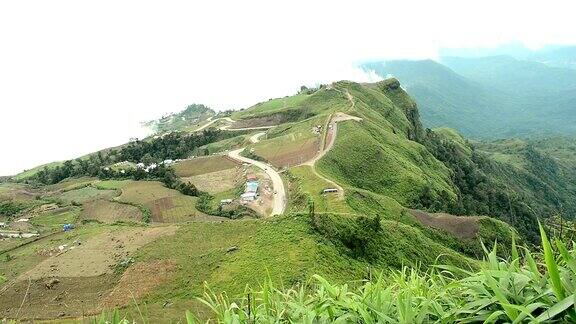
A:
[363,55,576,138]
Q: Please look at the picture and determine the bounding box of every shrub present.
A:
[192,222,576,323]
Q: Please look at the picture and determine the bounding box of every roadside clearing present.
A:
[227,132,286,216]
[301,112,362,199]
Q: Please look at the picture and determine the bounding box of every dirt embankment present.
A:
[408,209,480,239]
[229,115,285,129]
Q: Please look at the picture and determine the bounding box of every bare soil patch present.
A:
[102,260,176,309]
[261,138,319,168]
[150,197,175,222]
[184,168,242,194]
[409,209,480,239]
[0,274,118,320]
[82,199,143,223]
[174,155,239,177]
[229,115,283,129]
[18,226,178,280]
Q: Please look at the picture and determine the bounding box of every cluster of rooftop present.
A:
[241,174,259,202]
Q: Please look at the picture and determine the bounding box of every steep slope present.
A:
[362,60,513,137]
[362,58,576,138]
[5,77,564,321]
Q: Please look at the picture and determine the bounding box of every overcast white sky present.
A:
[1,0,575,176]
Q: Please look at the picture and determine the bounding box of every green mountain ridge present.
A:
[1,77,574,321]
[362,55,576,138]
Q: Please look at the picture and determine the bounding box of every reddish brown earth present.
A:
[151,197,175,222]
[101,260,176,309]
[409,209,480,239]
[266,138,320,167]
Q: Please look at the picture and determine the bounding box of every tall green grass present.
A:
[190,223,576,323]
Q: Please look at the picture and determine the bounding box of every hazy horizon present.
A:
[1,0,575,176]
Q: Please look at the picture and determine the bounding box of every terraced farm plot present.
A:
[290,165,352,214]
[57,186,117,204]
[30,207,80,230]
[44,177,98,193]
[116,181,222,222]
[82,199,143,223]
[0,225,178,319]
[173,155,239,177]
[94,179,133,190]
[183,168,241,194]
[250,116,327,167]
[0,182,38,201]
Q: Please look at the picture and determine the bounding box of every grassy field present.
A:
[30,206,81,231]
[184,168,240,194]
[0,223,107,282]
[173,156,239,177]
[126,213,474,321]
[192,225,574,323]
[195,134,249,156]
[115,181,213,222]
[290,165,352,214]
[12,161,63,181]
[0,182,38,202]
[317,121,455,206]
[82,199,143,223]
[231,87,350,122]
[57,186,117,204]
[43,177,98,193]
[232,93,310,119]
[93,179,133,190]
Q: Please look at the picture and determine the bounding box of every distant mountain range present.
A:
[440,43,576,70]
[362,45,576,138]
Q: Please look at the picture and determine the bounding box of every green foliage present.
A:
[194,231,576,323]
[145,103,215,133]
[424,129,543,243]
[26,130,235,185]
[232,93,310,120]
[364,57,576,138]
[195,192,256,219]
[317,121,454,206]
[308,213,471,269]
[0,200,30,218]
[117,200,151,223]
[92,309,131,324]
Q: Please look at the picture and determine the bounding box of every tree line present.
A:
[27,129,235,186]
[420,129,541,243]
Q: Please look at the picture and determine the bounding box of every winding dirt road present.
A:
[194,117,274,132]
[227,132,286,216]
[302,112,362,197]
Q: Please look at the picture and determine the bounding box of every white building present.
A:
[241,192,258,201]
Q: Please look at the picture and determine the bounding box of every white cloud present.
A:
[0,0,575,175]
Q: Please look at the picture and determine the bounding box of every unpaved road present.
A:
[194,117,235,132]
[228,133,286,216]
[249,132,266,143]
[194,117,274,132]
[302,112,362,197]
